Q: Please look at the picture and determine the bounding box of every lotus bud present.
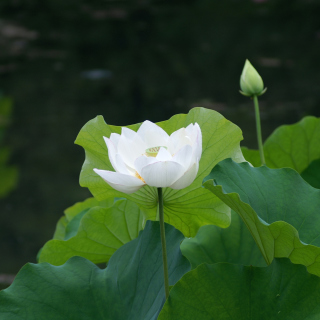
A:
[239,59,267,97]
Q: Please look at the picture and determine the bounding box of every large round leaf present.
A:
[158,258,320,319]
[39,199,145,265]
[242,116,320,173]
[181,210,266,269]
[52,197,115,240]
[0,221,190,320]
[75,107,245,236]
[204,159,320,276]
[301,159,320,189]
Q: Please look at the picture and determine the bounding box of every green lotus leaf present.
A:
[181,210,266,269]
[242,116,320,173]
[64,197,115,221]
[75,107,245,237]
[241,146,261,167]
[158,258,320,319]
[301,159,320,189]
[39,199,145,265]
[52,216,68,240]
[1,221,190,320]
[204,159,320,276]
[51,197,115,240]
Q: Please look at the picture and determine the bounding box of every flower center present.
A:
[145,146,167,157]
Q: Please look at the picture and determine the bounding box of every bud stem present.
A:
[158,187,170,300]
[253,95,266,166]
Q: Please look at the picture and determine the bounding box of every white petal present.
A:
[134,155,157,177]
[156,147,172,161]
[185,123,199,145]
[103,137,130,173]
[169,161,199,189]
[141,161,185,187]
[185,123,194,136]
[172,144,193,169]
[193,123,202,160]
[121,127,138,141]
[137,120,169,144]
[169,128,192,154]
[113,154,131,174]
[93,169,145,194]
[117,135,147,169]
[144,131,169,150]
[110,133,120,149]
[104,137,117,171]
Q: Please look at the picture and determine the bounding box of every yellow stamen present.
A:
[134,171,146,183]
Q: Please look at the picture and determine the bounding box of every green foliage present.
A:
[75,107,245,237]
[158,258,320,320]
[181,210,266,269]
[301,159,320,189]
[242,116,320,178]
[0,221,190,320]
[51,197,115,240]
[204,159,320,276]
[1,0,320,315]
[39,199,145,265]
[3,109,320,319]
[64,197,113,221]
[241,146,262,167]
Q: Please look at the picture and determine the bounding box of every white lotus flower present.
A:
[93,120,202,194]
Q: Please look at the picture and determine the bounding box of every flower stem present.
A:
[253,95,266,166]
[158,187,170,300]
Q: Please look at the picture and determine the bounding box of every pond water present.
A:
[0,0,320,274]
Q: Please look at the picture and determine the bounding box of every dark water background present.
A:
[0,0,320,275]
